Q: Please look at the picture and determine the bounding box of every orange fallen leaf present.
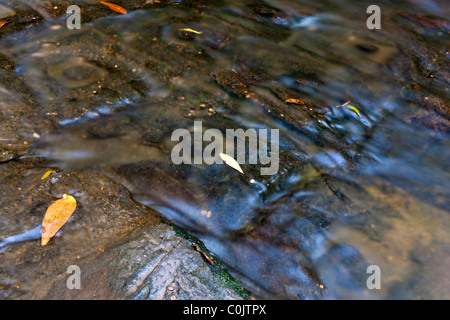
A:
[0,22,8,29]
[285,98,305,105]
[100,1,127,14]
[41,194,77,246]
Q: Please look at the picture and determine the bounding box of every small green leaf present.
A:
[347,105,361,117]
[179,28,202,34]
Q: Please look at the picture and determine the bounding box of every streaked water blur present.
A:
[1,0,449,299]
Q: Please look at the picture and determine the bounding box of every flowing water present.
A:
[0,0,449,299]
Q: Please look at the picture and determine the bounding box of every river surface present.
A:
[0,0,449,299]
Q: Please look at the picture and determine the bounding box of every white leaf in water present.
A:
[219,153,244,174]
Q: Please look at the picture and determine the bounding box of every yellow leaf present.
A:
[41,194,77,246]
[347,105,361,117]
[41,170,56,180]
[0,22,8,30]
[179,28,202,34]
[100,1,127,14]
[219,153,244,174]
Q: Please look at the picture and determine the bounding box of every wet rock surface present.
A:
[0,0,449,300]
[0,69,58,162]
[0,160,243,299]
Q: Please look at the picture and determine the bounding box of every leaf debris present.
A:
[41,194,77,246]
[99,1,127,14]
[41,170,56,180]
[220,153,244,174]
[179,28,202,34]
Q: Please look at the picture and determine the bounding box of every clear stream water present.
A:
[0,0,449,299]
